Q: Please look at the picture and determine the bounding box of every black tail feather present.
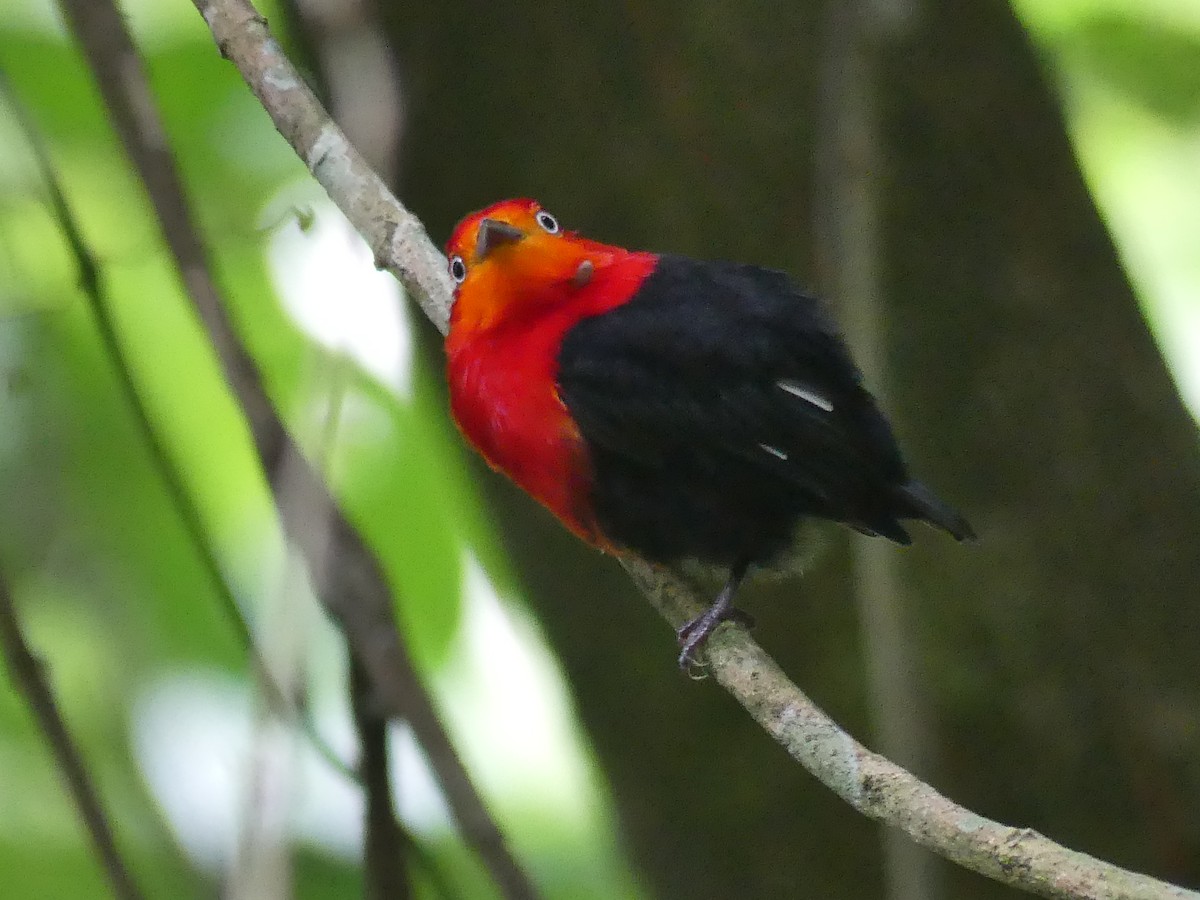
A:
[893,480,976,542]
[854,519,913,546]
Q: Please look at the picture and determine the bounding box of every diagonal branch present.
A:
[185,2,1200,898]
[621,559,1200,900]
[0,571,147,900]
[55,2,537,898]
[190,0,454,335]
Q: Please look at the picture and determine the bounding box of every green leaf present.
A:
[1060,16,1200,123]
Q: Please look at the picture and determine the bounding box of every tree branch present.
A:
[622,559,1200,900]
[350,653,410,900]
[184,2,1200,898]
[189,0,454,335]
[0,571,147,900]
[56,2,537,898]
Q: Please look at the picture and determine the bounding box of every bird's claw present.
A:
[675,606,754,671]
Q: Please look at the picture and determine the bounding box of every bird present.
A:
[443,198,974,668]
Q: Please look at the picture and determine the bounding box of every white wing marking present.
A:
[759,443,789,461]
[778,379,834,412]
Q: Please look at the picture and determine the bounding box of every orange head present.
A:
[445,198,614,333]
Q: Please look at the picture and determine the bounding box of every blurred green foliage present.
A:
[1015,0,1200,418]
[1064,17,1200,122]
[0,2,638,897]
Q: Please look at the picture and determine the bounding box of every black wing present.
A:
[557,255,970,566]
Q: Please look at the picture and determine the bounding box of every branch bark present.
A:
[181,2,1200,898]
[57,1,536,898]
[350,654,410,900]
[0,572,147,900]
[622,560,1200,900]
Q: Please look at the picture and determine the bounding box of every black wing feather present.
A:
[557,255,967,566]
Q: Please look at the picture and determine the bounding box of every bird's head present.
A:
[445,198,609,332]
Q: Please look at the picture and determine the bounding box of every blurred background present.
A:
[1,0,1199,897]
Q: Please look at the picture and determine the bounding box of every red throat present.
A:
[446,247,657,545]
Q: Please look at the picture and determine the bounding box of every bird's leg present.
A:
[676,560,751,670]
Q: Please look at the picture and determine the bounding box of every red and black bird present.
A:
[445,199,973,666]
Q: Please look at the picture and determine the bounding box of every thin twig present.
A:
[0,64,357,787]
[813,4,939,900]
[185,2,1200,897]
[57,2,537,897]
[350,654,410,900]
[0,572,147,900]
[316,359,406,898]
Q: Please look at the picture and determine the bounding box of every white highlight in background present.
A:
[266,191,414,398]
[433,554,601,825]
[130,554,608,871]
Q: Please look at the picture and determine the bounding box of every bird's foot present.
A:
[676,606,754,672]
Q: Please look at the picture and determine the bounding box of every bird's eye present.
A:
[535,211,560,234]
[449,255,467,283]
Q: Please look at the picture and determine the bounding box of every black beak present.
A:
[475,218,524,260]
